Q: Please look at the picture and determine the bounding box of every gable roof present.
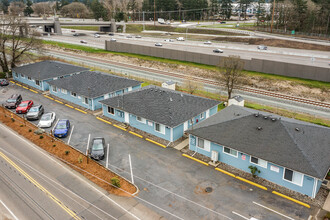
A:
[187,105,330,179]
[100,85,221,127]
[48,71,141,98]
[12,60,88,80]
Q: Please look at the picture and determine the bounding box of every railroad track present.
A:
[49,49,330,109]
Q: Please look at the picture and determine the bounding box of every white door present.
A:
[206,109,210,118]
[128,86,132,92]
[124,112,129,123]
[104,94,109,99]
[184,121,188,131]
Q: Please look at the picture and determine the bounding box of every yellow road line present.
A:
[16,83,22,86]
[10,81,15,84]
[113,124,127,131]
[146,138,167,148]
[235,176,267,191]
[65,104,74,109]
[0,151,81,220]
[215,168,236,178]
[96,117,112,125]
[55,100,64,104]
[29,89,38,94]
[44,95,54,100]
[23,86,29,89]
[272,191,310,208]
[74,108,87,114]
[182,153,208,165]
[129,131,143,138]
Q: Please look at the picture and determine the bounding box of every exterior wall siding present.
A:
[102,105,126,123]
[173,124,184,141]
[13,72,44,91]
[189,134,319,198]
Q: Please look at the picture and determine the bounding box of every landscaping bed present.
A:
[0,106,137,197]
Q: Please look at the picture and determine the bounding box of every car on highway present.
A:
[26,105,44,120]
[16,100,33,114]
[164,39,174,42]
[108,33,114,36]
[0,79,9,86]
[90,137,106,160]
[155,42,163,47]
[204,41,212,45]
[94,34,100,38]
[53,119,70,138]
[135,35,142,38]
[176,37,185,41]
[4,94,22,109]
[110,38,117,42]
[80,40,87,44]
[213,48,224,53]
[73,33,79,36]
[126,35,132,38]
[257,45,268,50]
[38,112,56,128]
[71,30,76,32]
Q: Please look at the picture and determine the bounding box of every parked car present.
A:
[5,94,22,109]
[164,39,173,42]
[53,119,70,138]
[110,38,117,42]
[257,45,267,50]
[26,105,44,120]
[155,42,163,47]
[176,37,185,41]
[94,34,100,38]
[213,48,224,53]
[38,112,56,128]
[73,33,79,36]
[204,41,212,45]
[80,40,87,44]
[16,100,33,114]
[90,137,105,160]
[135,35,142,38]
[0,79,9,86]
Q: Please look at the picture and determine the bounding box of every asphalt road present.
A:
[0,83,312,220]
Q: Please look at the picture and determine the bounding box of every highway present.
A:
[0,123,156,220]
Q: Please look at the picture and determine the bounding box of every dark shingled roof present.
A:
[12,60,88,80]
[100,85,221,127]
[48,71,141,98]
[187,105,330,179]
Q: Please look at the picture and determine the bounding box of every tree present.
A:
[32,2,53,17]
[90,0,108,21]
[214,56,245,100]
[61,2,90,18]
[238,0,252,20]
[182,75,203,94]
[8,1,25,16]
[0,15,42,73]
[0,0,10,14]
[24,0,34,17]
[210,0,219,19]
[220,0,232,20]
[256,0,265,25]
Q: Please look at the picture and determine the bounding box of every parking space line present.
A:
[182,153,208,165]
[146,138,166,148]
[55,100,64,104]
[253,201,294,220]
[113,124,127,131]
[52,119,59,134]
[86,134,90,156]
[96,117,112,125]
[74,108,87,114]
[106,144,109,169]
[29,89,38,94]
[129,131,143,138]
[0,199,19,220]
[65,104,74,109]
[67,125,74,145]
[272,191,310,208]
[44,95,54,100]
[232,211,249,220]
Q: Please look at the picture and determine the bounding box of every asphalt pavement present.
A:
[0,82,312,220]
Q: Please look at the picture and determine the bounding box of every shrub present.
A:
[78,155,83,163]
[53,144,56,147]
[11,118,15,122]
[39,135,44,139]
[65,150,70,155]
[28,129,32,132]
[111,176,121,188]
[249,165,260,178]
[20,124,23,127]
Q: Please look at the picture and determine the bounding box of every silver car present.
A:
[38,112,56,128]
[26,105,44,120]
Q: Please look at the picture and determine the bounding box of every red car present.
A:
[16,100,33,114]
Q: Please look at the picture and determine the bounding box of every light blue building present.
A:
[100,85,221,142]
[48,71,141,111]
[187,105,330,198]
[12,60,88,91]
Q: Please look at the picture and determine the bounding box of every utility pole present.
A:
[154,0,156,26]
[270,0,276,33]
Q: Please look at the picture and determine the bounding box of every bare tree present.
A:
[214,56,245,100]
[182,75,203,94]
[32,2,52,17]
[0,15,42,73]
[61,2,90,18]
[8,1,25,16]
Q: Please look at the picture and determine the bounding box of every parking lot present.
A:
[0,82,311,220]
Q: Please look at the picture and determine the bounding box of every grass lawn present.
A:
[201,23,255,29]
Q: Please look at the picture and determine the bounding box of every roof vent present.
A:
[295,128,300,131]
[257,126,262,130]
[264,116,268,119]
[170,97,173,101]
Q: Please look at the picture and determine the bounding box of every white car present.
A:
[164,39,174,42]
[155,43,163,47]
[176,37,185,41]
[257,45,268,50]
[38,112,56,128]
[110,38,117,42]
[213,48,224,53]
[135,35,142,38]
[204,41,212,45]
[94,34,100,38]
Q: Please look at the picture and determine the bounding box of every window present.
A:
[197,138,204,149]
[223,147,238,157]
[61,88,67,94]
[15,72,18,77]
[283,168,303,186]
[137,116,146,123]
[71,92,77,97]
[250,156,267,168]
[52,86,57,92]
[200,113,205,119]
[28,76,32,80]
[84,97,89,104]
[21,74,25,78]
[107,106,114,115]
[35,80,40,86]
[155,123,165,134]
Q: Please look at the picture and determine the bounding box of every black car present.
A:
[0,79,9,86]
[90,137,106,160]
[4,94,22,109]
[26,105,44,120]
[213,48,224,53]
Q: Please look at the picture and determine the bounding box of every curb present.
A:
[146,138,166,148]
[182,153,209,166]
[272,191,310,208]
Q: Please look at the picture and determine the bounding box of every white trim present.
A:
[223,146,238,158]
[136,116,146,123]
[83,96,89,105]
[283,168,304,187]
[200,112,205,119]
[250,156,268,168]
[61,88,67,94]
[154,123,165,134]
[91,98,94,110]
[312,178,317,198]
[206,109,210,118]
[52,86,57,93]
[197,137,205,149]
[170,127,173,142]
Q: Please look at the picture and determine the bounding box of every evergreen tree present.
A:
[256,0,265,25]
[90,0,107,21]
[238,0,252,20]
[220,0,231,20]
[210,0,219,19]
[60,0,69,8]
[24,0,34,17]
[1,0,10,14]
